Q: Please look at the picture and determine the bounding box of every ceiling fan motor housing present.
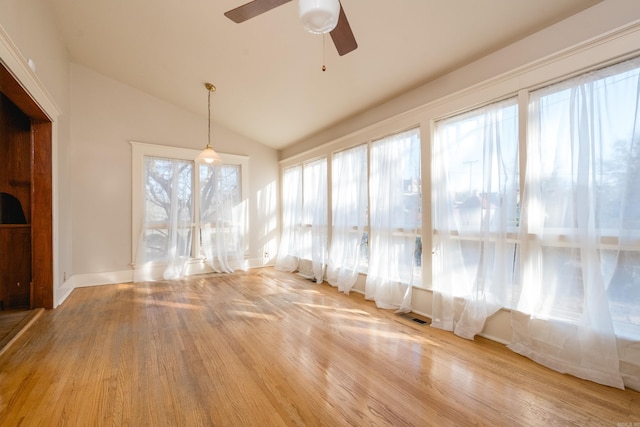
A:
[299,0,340,34]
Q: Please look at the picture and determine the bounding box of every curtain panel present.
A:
[134,157,194,282]
[365,128,421,312]
[199,163,246,273]
[509,58,640,390]
[327,145,368,294]
[275,166,303,272]
[431,99,519,338]
[275,160,328,282]
[134,156,246,282]
[299,158,328,283]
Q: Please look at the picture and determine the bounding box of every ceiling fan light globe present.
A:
[299,0,340,34]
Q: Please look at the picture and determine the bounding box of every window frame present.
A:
[284,128,424,284]
[130,141,249,266]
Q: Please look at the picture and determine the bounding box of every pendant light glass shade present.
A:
[299,0,340,34]
[195,143,222,164]
[196,83,222,164]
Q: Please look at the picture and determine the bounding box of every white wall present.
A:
[0,0,72,306]
[69,64,280,280]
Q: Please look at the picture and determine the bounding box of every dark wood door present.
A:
[0,226,31,309]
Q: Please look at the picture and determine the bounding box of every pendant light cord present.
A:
[208,88,212,147]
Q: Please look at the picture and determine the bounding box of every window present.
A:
[275,165,303,272]
[368,128,422,280]
[432,62,640,340]
[432,98,519,336]
[275,157,328,283]
[140,156,194,263]
[300,158,328,282]
[279,128,422,310]
[198,162,245,272]
[504,57,640,390]
[520,59,640,335]
[131,142,248,280]
[434,100,519,234]
[365,128,422,311]
[327,144,368,293]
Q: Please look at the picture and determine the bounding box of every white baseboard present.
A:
[55,257,274,307]
[55,269,134,307]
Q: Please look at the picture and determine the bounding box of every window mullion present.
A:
[193,161,202,259]
[517,89,529,199]
[365,141,371,272]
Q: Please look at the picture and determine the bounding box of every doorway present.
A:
[0,62,54,311]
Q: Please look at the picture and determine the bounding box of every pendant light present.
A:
[299,0,340,35]
[195,83,223,164]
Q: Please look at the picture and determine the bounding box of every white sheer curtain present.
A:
[298,158,328,283]
[431,99,519,339]
[365,128,421,312]
[199,163,245,273]
[134,157,193,282]
[327,145,368,293]
[509,58,640,390]
[275,166,303,272]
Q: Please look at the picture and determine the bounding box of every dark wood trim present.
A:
[0,65,49,121]
[31,120,53,309]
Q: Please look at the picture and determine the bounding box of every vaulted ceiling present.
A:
[49,0,601,149]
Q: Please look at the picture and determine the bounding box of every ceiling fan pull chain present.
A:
[322,34,327,72]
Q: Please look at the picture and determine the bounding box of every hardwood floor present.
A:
[0,268,638,426]
[0,309,42,356]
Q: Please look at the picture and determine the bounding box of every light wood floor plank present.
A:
[0,268,638,426]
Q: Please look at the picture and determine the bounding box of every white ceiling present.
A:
[49,0,601,150]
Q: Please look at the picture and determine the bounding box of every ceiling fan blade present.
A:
[224,0,293,23]
[330,3,358,56]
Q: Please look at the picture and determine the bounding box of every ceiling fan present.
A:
[224,0,358,56]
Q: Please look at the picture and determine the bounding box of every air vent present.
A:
[398,313,431,325]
